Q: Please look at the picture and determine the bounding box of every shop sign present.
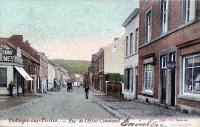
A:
[143,57,156,65]
[143,57,153,64]
[0,44,14,62]
[166,61,176,70]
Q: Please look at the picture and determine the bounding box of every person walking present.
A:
[84,85,89,99]
[8,81,14,96]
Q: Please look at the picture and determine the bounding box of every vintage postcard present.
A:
[0,0,200,127]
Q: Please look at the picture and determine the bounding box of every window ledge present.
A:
[125,53,138,59]
[178,94,200,102]
[142,90,153,96]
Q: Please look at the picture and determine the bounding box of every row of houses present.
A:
[0,35,68,95]
[87,0,200,114]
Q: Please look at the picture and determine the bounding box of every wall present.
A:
[104,37,124,75]
[123,13,139,100]
[48,63,55,90]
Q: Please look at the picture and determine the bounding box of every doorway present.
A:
[161,55,167,103]
[170,53,176,106]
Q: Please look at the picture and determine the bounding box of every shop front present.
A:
[176,38,200,114]
[0,43,33,95]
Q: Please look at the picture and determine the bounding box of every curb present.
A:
[93,96,134,119]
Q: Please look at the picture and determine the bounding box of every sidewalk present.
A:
[92,90,199,119]
[0,94,42,111]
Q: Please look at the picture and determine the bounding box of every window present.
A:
[161,56,167,69]
[99,59,104,72]
[183,54,200,95]
[0,68,7,87]
[135,28,139,53]
[135,67,138,76]
[126,36,129,56]
[161,0,168,34]
[183,0,195,23]
[143,64,153,91]
[130,33,133,55]
[112,45,117,53]
[125,68,133,91]
[170,53,176,62]
[146,10,152,43]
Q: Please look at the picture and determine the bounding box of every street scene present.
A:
[0,86,199,126]
[0,0,200,127]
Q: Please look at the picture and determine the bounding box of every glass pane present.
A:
[193,67,200,94]
[184,68,193,93]
[194,55,200,67]
[185,57,193,67]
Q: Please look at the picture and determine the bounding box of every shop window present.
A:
[143,64,153,91]
[0,68,7,87]
[183,54,200,95]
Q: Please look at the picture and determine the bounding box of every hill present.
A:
[52,59,90,75]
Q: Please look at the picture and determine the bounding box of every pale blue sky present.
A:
[0,0,138,60]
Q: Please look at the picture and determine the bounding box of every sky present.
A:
[0,0,138,61]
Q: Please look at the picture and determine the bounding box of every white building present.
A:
[103,37,124,75]
[122,8,139,100]
[47,60,56,90]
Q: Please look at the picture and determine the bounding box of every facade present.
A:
[55,64,68,88]
[38,52,48,92]
[122,8,139,100]
[88,64,93,89]
[8,35,40,94]
[138,0,200,114]
[0,38,32,95]
[104,37,124,75]
[48,60,56,90]
[91,48,104,92]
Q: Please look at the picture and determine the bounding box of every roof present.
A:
[122,8,139,27]
[8,35,40,64]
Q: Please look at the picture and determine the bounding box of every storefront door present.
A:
[161,56,167,103]
[170,53,176,106]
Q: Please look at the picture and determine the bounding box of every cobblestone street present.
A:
[0,87,200,126]
[0,87,116,120]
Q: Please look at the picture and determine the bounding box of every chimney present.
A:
[25,40,30,46]
[114,38,119,41]
[8,35,23,43]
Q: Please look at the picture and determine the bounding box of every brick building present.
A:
[91,48,104,92]
[8,35,40,94]
[138,0,200,114]
[0,38,32,95]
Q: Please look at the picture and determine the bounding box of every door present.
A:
[170,53,176,106]
[161,56,167,103]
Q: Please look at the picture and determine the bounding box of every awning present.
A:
[14,66,33,81]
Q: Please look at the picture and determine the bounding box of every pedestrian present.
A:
[84,85,89,99]
[8,81,14,96]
